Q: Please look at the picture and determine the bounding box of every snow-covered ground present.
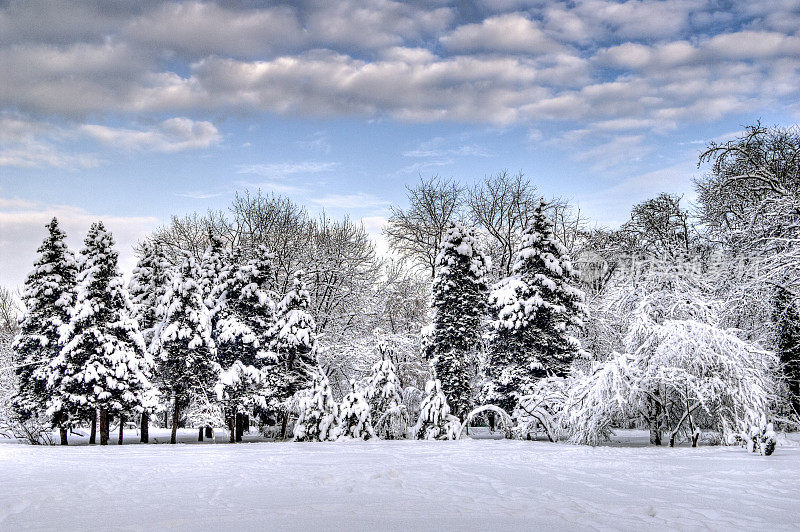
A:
[1,430,798,531]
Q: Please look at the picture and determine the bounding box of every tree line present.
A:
[1,123,798,449]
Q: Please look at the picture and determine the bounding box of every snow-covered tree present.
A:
[271,271,318,434]
[11,218,77,443]
[413,379,460,440]
[152,254,219,444]
[482,200,586,414]
[198,231,228,307]
[428,222,489,419]
[128,240,172,442]
[293,371,340,442]
[775,286,800,417]
[338,381,374,440]
[51,222,154,445]
[129,240,172,345]
[365,343,408,439]
[214,245,278,441]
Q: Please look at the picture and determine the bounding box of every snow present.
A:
[2,430,799,530]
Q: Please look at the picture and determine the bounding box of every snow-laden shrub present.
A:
[413,379,460,440]
[338,382,374,440]
[364,346,409,439]
[516,316,777,447]
[293,371,340,442]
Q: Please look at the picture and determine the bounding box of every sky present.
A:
[1,0,799,289]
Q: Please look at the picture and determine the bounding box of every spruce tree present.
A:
[270,271,318,435]
[129,240,172,442]
[12,218,77,444]
[293,370,340,442]
[152,254,219,444]
[53,222,154,445]
[413,379,460,440]
[215,245,277,441]
[365,343,408,439]
[338,381,374,440]
[129,240,172,345]
[775,286,800,416]
[429,222,489,419]
[481,200,586,414]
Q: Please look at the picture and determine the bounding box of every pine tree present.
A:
[129,240,172,345]
[338,381,374,440]
[482,200,586,414]
[12,218,77,444]
[293,370,340,441]
[128,240,172,442]
[270,271,318,434]
[365,343,408,439]
[152,254,219,444]
[429,222,489,419]
[198,231,228,305]
[413,379,460,440]
[775,286,800,416]
[215,245,277,441]
[52,222,154,445]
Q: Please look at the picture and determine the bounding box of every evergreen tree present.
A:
[198,231,228,305]
[481,200,586,414]
[215,245,278,441]
[429,222,489,419]
[365,343,408,439]
[11,218,77,444]
[129,240,172,345]
[128,240,172,442]
[52,222,154,445]
[152,254,219,444]
[293,371,340,441]
[270,271,318,431]
[413,379,460,440]
[338,381,374,440]
[775,286,800,416]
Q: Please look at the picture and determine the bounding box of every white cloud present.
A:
[403,137,492,158]
[123,2,305,59]
[308,193,389,210]
[0,114,99,169]
[0,196,159,289]
[80,118,220,152]
[441,13,564,54]
[236,162,339,177]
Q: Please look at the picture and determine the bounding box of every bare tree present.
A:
[0,287,19,335]
[384,175,463,278]
[468,171,539,277]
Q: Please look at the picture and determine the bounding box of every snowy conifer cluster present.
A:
[4,127,799,451]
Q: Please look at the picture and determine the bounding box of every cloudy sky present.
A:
[1,0,799,288]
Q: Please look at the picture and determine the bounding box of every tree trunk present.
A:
[692,432,700,447]
[59,427,68,446]
[669,433,676,447]
[99,409,109,445]
[118,415,124,445]
[649,422,662,446]
[205,426,213,439]
[229,415,236,443]
[164,408,169,428]
[648,392,662,446]
[198,427,204,441]
[280,413,289,440]
[235,413,244,442]
[243,414,250,433]
[89,412,97,444]
[171,399,179,444]
[140,412,149,443]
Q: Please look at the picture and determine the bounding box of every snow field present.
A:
[1,430,798,531]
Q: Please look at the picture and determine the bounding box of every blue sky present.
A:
[1,0,799,287]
